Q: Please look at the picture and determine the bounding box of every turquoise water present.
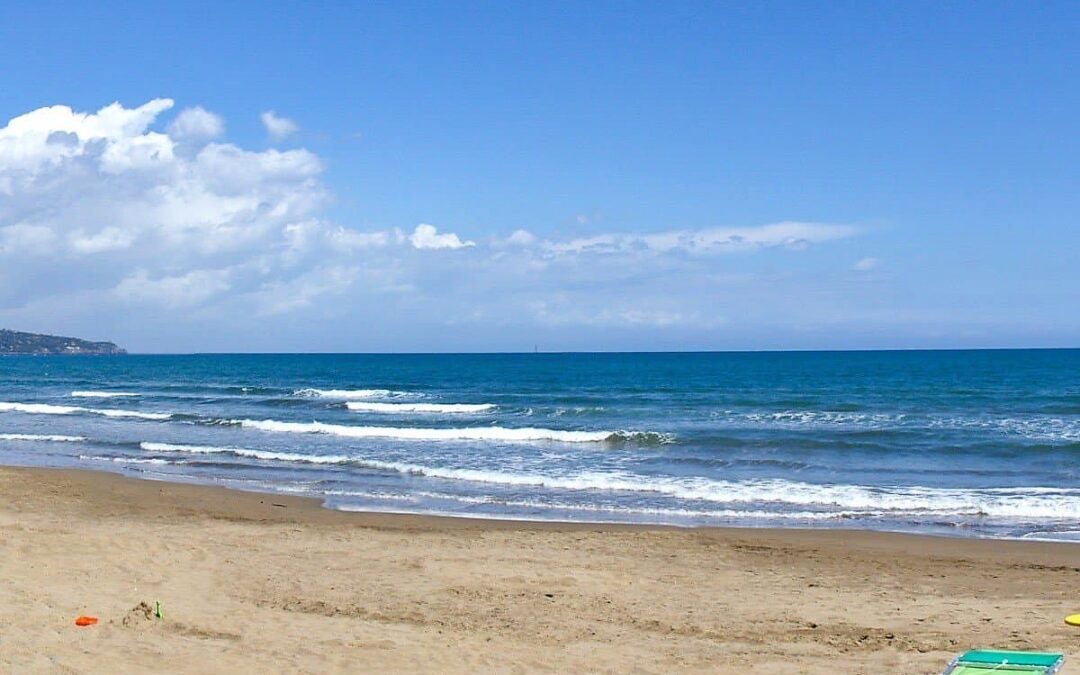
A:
[0,350,1078,539]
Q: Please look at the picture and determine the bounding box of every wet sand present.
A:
[0,465,1077,673]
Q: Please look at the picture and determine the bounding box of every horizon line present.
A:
[48,346,1080,356]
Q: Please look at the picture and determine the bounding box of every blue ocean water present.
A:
[0,351,1078,540]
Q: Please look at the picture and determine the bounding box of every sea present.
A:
[1,350,1078,540]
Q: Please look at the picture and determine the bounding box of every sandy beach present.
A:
[0,466,1076,673]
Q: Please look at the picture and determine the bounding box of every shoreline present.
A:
[18,461,1080,544]
[3,463,1079,673]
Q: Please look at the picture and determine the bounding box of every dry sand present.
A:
[0,466,1077,673]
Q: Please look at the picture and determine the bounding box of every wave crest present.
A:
[293,388,411,400]
[0,401,169,420]
[140,441,353,464]
[128,441,1080,520]
[0,433,87,442]
[345,402,495,414]
[232,419,619,443]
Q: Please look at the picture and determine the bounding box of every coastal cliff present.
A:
[0,329,126,355]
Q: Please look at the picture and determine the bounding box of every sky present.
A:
[0,1,1077,353]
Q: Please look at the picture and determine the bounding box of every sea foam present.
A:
[231,418,630,443]
[129,442,1080,520]
[0,433,87,442]
[388,468,1080,519]
[71,391,138,398]
[326,488,868,521]
[80,455,174,465]
[0,401,170,420]
[141,441,353,464]
[345,402,495,414]
[293,388,410,399]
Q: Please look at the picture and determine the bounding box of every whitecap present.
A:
[292,388,411,400]
[728,410,906,427]
[0,402,82,415]
[140,441,353,464]
[232,418,622,443]
[0,401,170,420]
[345,402,495,414]
[0,433,87,442]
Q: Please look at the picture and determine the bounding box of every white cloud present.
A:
[409,223,475,250]
[854,257,881,271]
[167,106,224,141]
[0,99,175,177]
[0,98,876,350]
[260,111,298,141]
[0,99,360,315]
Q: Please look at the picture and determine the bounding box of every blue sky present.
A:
[0,1,1077,352]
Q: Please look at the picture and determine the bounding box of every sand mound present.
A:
[121,601,156,628]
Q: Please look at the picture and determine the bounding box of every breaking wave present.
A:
[345,402,495,414]
[228,418,667,444]
[127,443,1080,520]
[292,388,413,400]
[0,401,170,420]
[340,466,1080,519]
[140,441,353,464]
[71,391,138,398]
[0,433,87,442]
[139,442,349,462]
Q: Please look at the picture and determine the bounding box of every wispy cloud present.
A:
[540,222,857,257]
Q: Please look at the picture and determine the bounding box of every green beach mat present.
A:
[942,649,1064,674]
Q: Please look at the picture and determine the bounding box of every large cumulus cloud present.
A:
[0,100,333,309]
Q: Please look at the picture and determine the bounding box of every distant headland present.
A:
[0,329,126,355]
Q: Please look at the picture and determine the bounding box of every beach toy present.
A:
[941,649,1064,674]
[155,601,163,620]
[1065,614,1080,627]
[74,616,98,627]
